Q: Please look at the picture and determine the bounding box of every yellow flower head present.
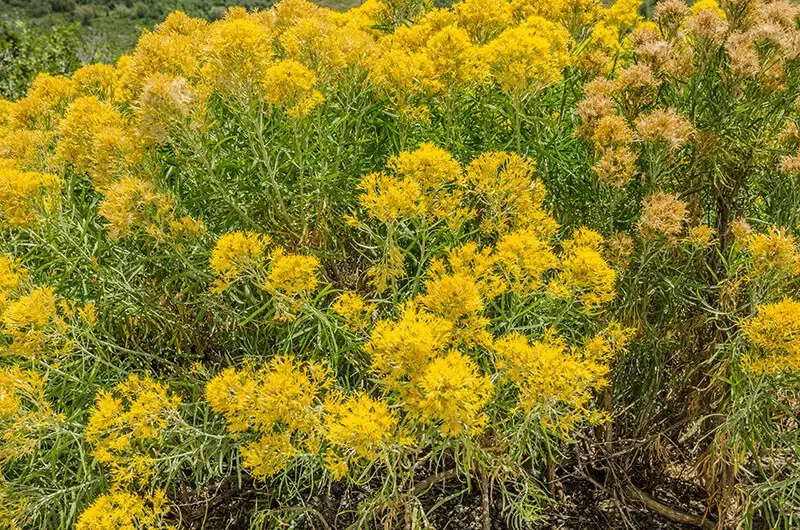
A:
[436,243,507,299]
[1,287,56,332]
[0,165,60,227]
[367,303,453,381]
[409,350,493,436]
[262,60,323,117]
[72,63,118,100]
[494,331,609,431]
[495,228,559,296]
[206,355,330,435]
[57,97,141,186]
[741,299,800,374]
[324,392,396,460]
[85,374,181,485]
[358,171,423,223]
[387,143,463,190]
[76,490,171,530]
[332,292,373,331]
[210,231,271,291]
[266,247,320,296]
[747,227,799,277]
[454,0,514,43]
[200,17,273,93]
[549,229,616,310]
[481,16,570,94]
[422,273,483,320]
[465,151,557,235]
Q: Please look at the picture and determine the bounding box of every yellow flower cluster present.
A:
[56,97,141,186]
[0,366,60,463]
[323,392,397,476]
[746,227,800,277]
[366,303,492,436]
[493,326,626,432]
[0,164,60,227]
[85,375,182,486]
[332,291,373,331]
[1,287,58,359]
[741,299,800,374]
[209,231,272,291]
[206,356,329,478]
[209,232,319,301]
[76,489,174,530]
[549,228,617,310]
[206,356,399,478]
[265,247,320,295]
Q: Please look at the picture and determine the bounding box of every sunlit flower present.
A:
[481,16,570,94]
[741,298,800,374]
[494,331,610,431]
[494,228,559,296]
[85,374,181,486]
[76,489,172,530]
[332,292,373,331]
[358,172,423,223]
[265,247,320,295]
[210,232,271,291]
[549,229,616,310]
[408,350,493,436]
[367,303,453,382]
[324,392,396,459]
[746,227,799,276]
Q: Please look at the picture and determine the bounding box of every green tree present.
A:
[0,21,81,100]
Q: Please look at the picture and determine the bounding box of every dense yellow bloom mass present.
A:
[324,392,396,460]
[1,287,55,331]
[0,366,59,462]
[388,143,463,190]
[433,243,507,299]
[493,331,610,431]
[210,231,271,291]
[746,227,800,277]
[262,60,324,117]
[332,291,373,330]
[85,375,181,485]
[495,228,559,296]
[206,356,329,434]
[367,303,453,382]
[265,247,320,295]
[741,299,800,374]
[466,152,557,236]
[206,356,330,477]
[56,97,140,186]
[481,16,570,94]
[76,489,173,530]
[0,165,60,227]
[408,350,493,436]
[358,172,424,223]
[0,256,25,302]
[1,287,57,358]
[421,273,483,320]
[549,228,616,310]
